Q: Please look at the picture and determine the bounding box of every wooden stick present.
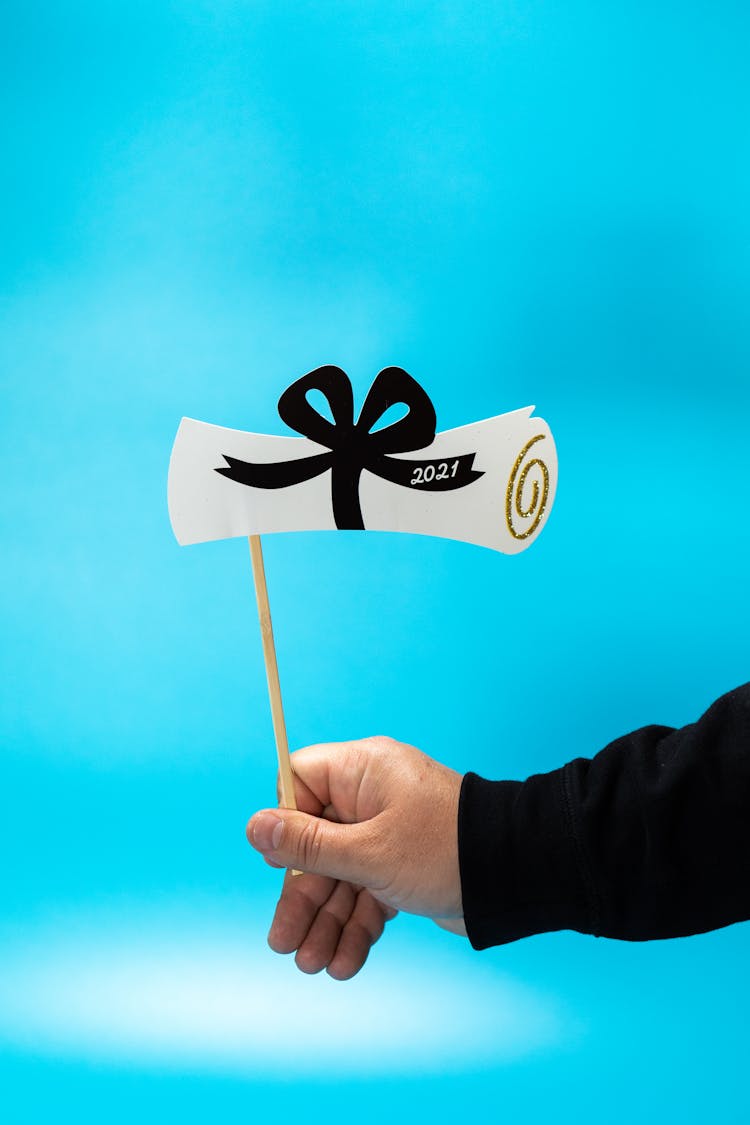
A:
[248,535,297,814]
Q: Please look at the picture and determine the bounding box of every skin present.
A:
[246,736,465,980]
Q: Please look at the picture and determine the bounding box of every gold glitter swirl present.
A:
[505,434,550,540]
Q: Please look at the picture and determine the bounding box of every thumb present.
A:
[247,808,373,883]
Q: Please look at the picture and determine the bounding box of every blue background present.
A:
[1,2,749,1121]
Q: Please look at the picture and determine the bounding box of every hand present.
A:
[246,736,465,979]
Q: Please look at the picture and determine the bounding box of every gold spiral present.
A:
[505,434,550,540]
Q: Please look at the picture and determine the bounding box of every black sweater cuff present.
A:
[458,768,594,949]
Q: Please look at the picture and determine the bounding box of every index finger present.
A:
[276,739,376,817]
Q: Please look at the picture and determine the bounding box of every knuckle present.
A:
[364,735,397,758]
[296,817,325,870]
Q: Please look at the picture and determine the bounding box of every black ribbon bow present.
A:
[215,365,483,530]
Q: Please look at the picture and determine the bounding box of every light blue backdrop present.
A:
[2,3,748,1121]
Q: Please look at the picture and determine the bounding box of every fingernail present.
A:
[252,812,283,852]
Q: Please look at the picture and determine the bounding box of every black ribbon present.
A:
[215,365,483,530]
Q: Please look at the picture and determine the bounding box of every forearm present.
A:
[459,683,750,949]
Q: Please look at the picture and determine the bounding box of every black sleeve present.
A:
[458,682,750,949]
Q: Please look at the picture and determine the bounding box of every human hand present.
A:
[246,736,465,979]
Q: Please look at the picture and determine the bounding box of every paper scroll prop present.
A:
[168,365,558,830]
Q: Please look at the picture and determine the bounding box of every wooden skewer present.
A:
[248,537,300,876]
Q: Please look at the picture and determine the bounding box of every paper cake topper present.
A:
[169,367,557,859]
[168,365,557,553]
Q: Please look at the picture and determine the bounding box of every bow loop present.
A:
[278,365,354,448]
[355,366,437,455]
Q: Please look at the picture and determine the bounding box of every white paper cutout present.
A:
[168,367,557,555]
